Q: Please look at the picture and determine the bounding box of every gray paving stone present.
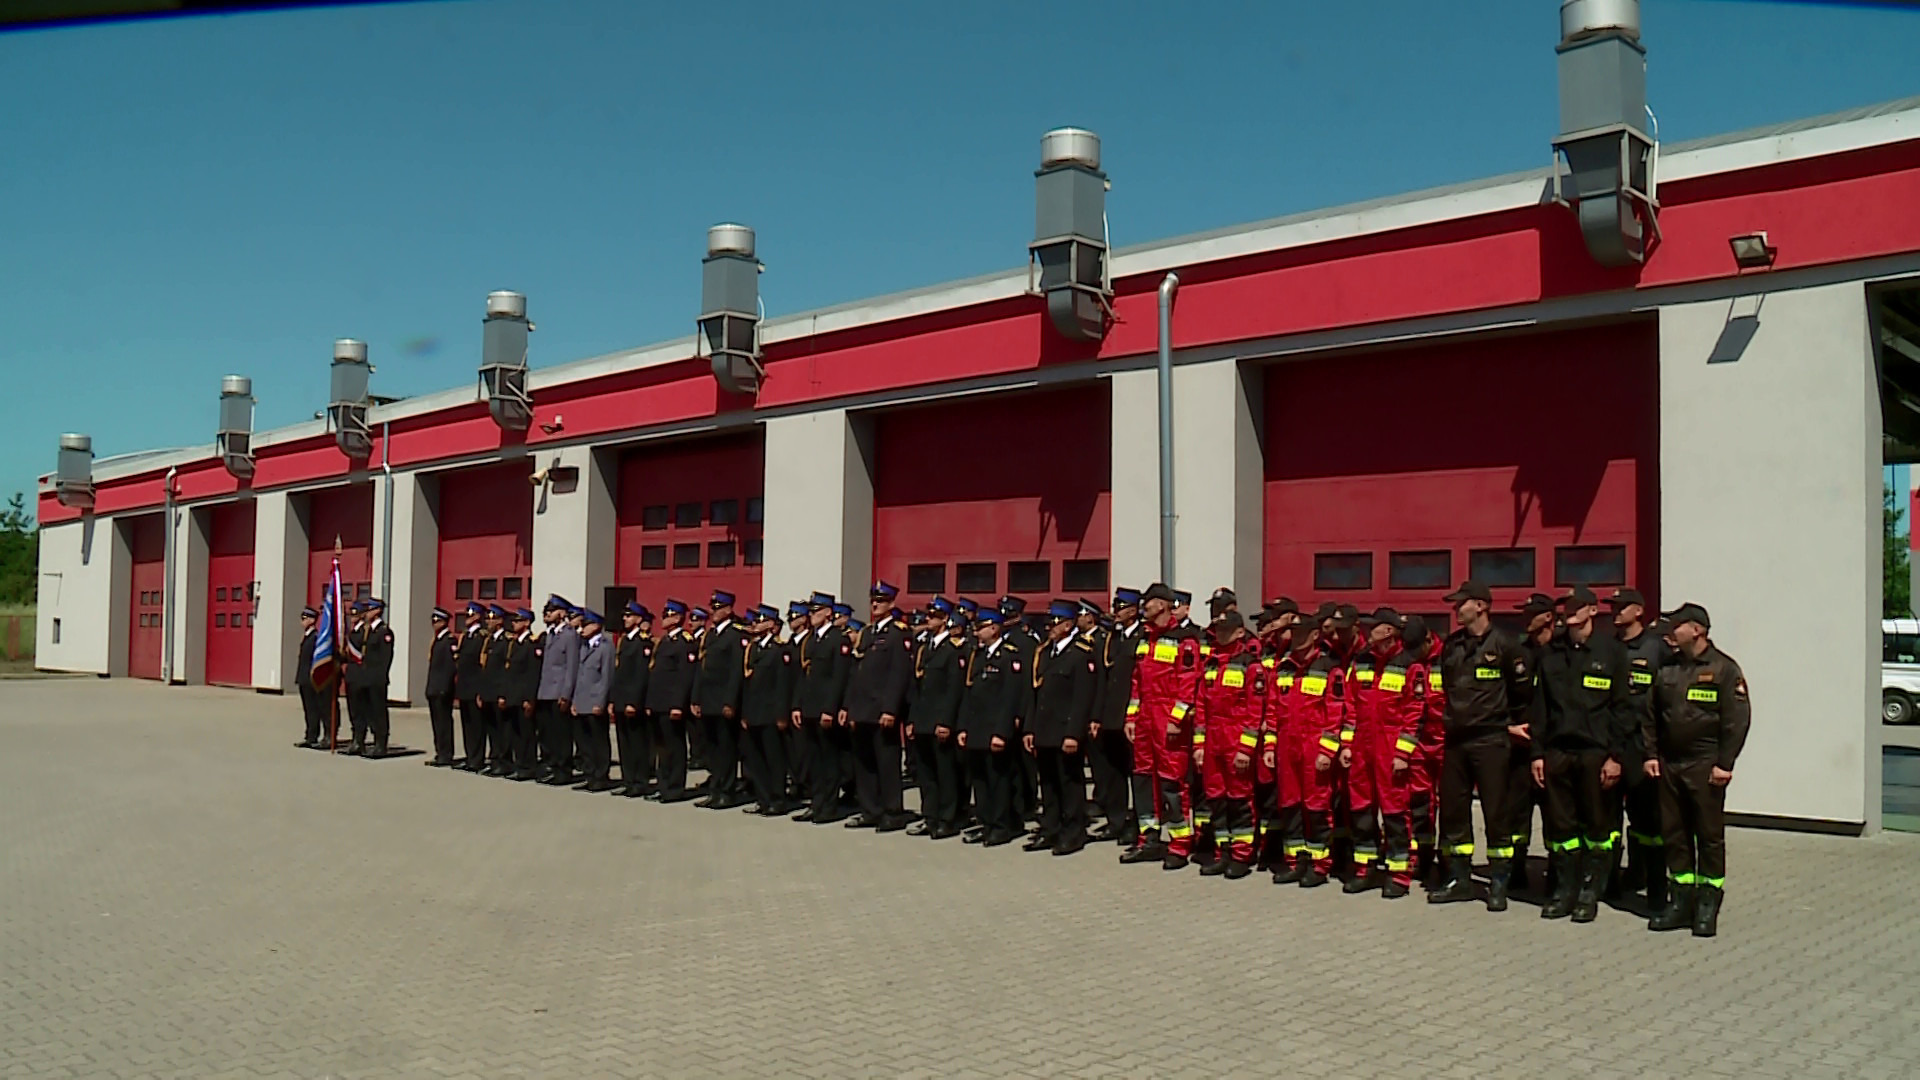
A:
[2,677,1917,1078]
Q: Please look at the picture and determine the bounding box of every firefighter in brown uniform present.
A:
[1610,587,1674,909]
[1429,580,1534,911]
[1644,602,1750,938]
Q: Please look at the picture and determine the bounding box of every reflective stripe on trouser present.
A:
[1659,759,1729,883]
[1157,775,1195,857]
[1437,733,1511,866]
[1208,794,1258,863]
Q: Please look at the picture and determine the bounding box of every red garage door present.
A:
[127,514,166,680]
[614,431,765,614]
[873,383,1112,610]
[307,484,374,609]
[205,501,257,687]
[438,460,534,614]
[1263,319,1659,633]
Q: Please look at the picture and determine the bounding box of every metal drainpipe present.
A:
[1156,272,1179,584]
[161,466,178,684]
[380,421,394,605]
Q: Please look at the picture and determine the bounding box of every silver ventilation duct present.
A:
[216,374,255,479]
[328,338,373,459]
[480,290,533,430]
[54,433,93,510]
[1552,0,1659,267]
[700,224,764,395]
[1029,127,1111,342]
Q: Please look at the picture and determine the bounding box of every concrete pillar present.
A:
[170,504,209,685]
[1659,281,1878,831]
[374,471,439,706]
[1109,361,1265,600]
[531,444,617,615]
[1109,369,1162,591]
[1908,464,1918,617]
[32,515,122,676]
[761,410,874,607]
[251,490,307,692]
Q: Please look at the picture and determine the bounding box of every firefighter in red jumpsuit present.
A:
[1342,608,1428,899]
[1252,599,1299,871]
[1402,615,1449,890]
[1191,611,1267,880]
[1119,583,1205,871]
[1272,618,1346,887]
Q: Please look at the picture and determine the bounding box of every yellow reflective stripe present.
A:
[1203,670,1217,683]
[1230,831,1255,843]
[1474,666,1501,680]
[1134,640,1150,657]
[1261,657,1276,669]
[1352,851,1376,864]
[1318,736,1340,753]
[1582,674,1612,690]
[1192,731,1207,745]
[1305,846,1329,859]
[1170,703,1190,720]
[1379,671,1406,692]
[1262,732,1278,745]
[1630,671,1653,686]
[1167,824,1193,839]
[1384,858,1410,872]
[1152,642,1178,663]
[1547,837,1582,853]
[1300,675,1328,696]
[1237,731,1259,748]
[1283,843,1308,856]
[1339,726,1355,744]
[1275,674,1295,689]
[1394,737,1417,755]
[1686,686,1718,703]
[1486,845,1514,859]
[1427,671,1443,691]
[1126,698,1141,716]
[1355,670,1375,683]
[1222,668,1245,688]
[1445,843,1476,856]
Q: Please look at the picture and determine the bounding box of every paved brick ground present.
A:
[4,678,1918,1080]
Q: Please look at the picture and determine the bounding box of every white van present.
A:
[1884,619,1920,724]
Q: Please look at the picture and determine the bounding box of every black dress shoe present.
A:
[1052,836,1086,856]
[929,824,961,840]
[790,808,815,822]
[296,740,316,749]
[844,814,879,829]
[813,810,851,826]
[981,830,1017,847]
[658,790,698,804]
[343,744,364,757]
[1023,833,1057,852]
[876,815,910,834]
[962,828,989,844]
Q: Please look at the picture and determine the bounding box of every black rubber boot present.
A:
[1649,885,1696,932]
[1426,856,1476,904]
[1540,852,1577,919]
[1342,865,1381,894]
[1485,860,1510,912]
[1571,849,1605,923]
[1119,841,1167,865]
[1223,860,1252,880]
[1271,852,1306,885]
[1692,885,1723,938]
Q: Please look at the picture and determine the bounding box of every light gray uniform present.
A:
[573,632,612,716]
[539,623,579,703]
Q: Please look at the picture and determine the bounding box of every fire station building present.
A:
[31,76,1920,836]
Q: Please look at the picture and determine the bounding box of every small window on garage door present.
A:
[1314,553,1372,591]
[1062,559,1108,593]
[1388,551,1451,590]
[956,562,996,594]
[1469,548,1535,589]
[907,564,946,594]
[1554,545,1627,587]
[1007,561,1050,593]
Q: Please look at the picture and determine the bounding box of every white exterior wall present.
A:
[1108,362,1264,600]
[761,411,874,606]
[1659,281,1879,831]
[376,470,439,706]
[530,444,616,615]
[33,516,122,675]
[250,491,306,692]
[1109,370,1163,591]
[170,505,209,685]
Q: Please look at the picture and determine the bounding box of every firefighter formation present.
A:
[301,577,1749,939]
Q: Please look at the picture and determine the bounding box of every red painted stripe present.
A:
[49,137,1920,522]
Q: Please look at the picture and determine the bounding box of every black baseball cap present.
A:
[1208,587,1237,615]
[1360,606,1403,629]
[1330,604,1360,630]
[1660,602,1711,631]
[1560,585,1599,610]
[1608,588,1646,609]
[1143,583,1177,604]
[1443,580,1492,603]
[1310,601,1339,623]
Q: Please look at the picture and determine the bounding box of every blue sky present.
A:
[2,0,1917,512]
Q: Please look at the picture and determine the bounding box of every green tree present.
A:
[1889,481,1912,619]
[0,492,34,605]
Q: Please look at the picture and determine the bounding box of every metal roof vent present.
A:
[328,338,373,459]
[1552,0,1659,267]
[480,290,533,430]
[1029,127,1112,343]
[54,433,94,510]
[699,224,764,395]
[216,374,256,479]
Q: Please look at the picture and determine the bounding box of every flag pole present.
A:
[329,535,343,753]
